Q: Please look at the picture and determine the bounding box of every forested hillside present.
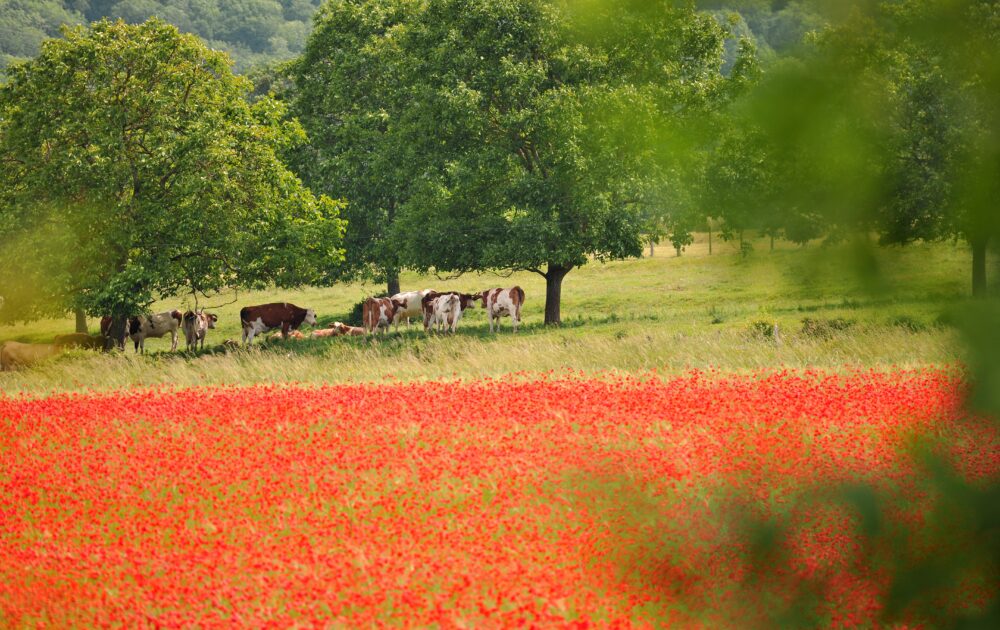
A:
[1,1,822,74]
[0,0,323,72]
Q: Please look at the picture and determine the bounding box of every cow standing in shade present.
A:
[100,316,130,350]
[363,297,404,335]
[482,286,525,333]
[182,310,218,351]
[53,333,105,350]
[421,292,479,333]
[390,289,433,331]
[241,303,317,345]
[128,310,183,353]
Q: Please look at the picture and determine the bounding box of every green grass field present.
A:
[0,233,980,394]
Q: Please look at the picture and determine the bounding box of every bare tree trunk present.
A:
[972,237,988,298]
[675,244,681,257]
[543,264,571,326]
[649,239,654,257]
[75,308,88,334]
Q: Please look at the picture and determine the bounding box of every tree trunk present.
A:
[708,225,712,255]
[386,269,400,297]
[675,244,681,257]
[972,237,988,298]
[649,240,654,258]
[543,264,570,326]
[770,234,775,252]
[75,308,88,333]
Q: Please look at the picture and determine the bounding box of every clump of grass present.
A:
[747,321,777,339]
[888,315,927,333]
[801,317,855,339]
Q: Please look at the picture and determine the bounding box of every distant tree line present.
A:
[0,0,324,73]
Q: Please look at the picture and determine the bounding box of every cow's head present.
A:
[304,308,317,327]
[205,312,218,329]
[390,297,407,315]
[458,293,480,310]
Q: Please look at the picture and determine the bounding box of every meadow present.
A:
[2,236,998,626]
[0,234,976,394]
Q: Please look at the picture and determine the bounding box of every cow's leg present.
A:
[170,330,177,351]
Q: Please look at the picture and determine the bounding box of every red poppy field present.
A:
[1,369,997,627]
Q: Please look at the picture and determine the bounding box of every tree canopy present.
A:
[0,18,345,324]
[293,0,744,324]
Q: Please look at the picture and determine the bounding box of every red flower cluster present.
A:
[0,370,995,626]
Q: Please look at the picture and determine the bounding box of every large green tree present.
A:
[290,0,418,295]
[301,0,732,325]
[0,19,345,331]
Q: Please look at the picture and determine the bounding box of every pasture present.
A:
[0,234,972,394]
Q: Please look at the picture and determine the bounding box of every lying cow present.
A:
[390,289,433,331]
[363,297,404,335]
[482,286,525,333]
[313,322,366,338]
[1,341,61,371]
[129,310,183,353]
[182,310,218,351]
[53,333,105,350]
[241,302,316,345]
[332,322,365,336]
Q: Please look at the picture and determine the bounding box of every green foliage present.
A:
[292,0,743,322]
[0,18,344,321]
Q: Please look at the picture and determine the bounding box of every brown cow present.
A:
[100,316,130,350]
[481,286,525,333]
[53,333,105,350]
[363,297,404,335]
[240,303,317,345]
[1,341,61,371]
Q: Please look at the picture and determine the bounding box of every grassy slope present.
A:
[0,234,974,394]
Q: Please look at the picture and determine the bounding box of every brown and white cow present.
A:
[182,310,218,351]
[1,341,61,371]
[128,310,183,353]
[313,322,365,338]
[421,292,478,333]
[420,291,478,333]
[390,289,433,331]
[240,302,317,345]
[482,286,525,333]
[363,297,404,335]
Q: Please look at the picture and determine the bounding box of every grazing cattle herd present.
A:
[0,287,525,371]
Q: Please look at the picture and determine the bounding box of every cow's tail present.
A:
[514,286,525,321]
[239,307,250,328]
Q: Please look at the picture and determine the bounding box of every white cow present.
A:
[182,310,217,351]
[424,293,464,333]
[390,289,433,331]
[129,310,183,353]
[481,286,525,333]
